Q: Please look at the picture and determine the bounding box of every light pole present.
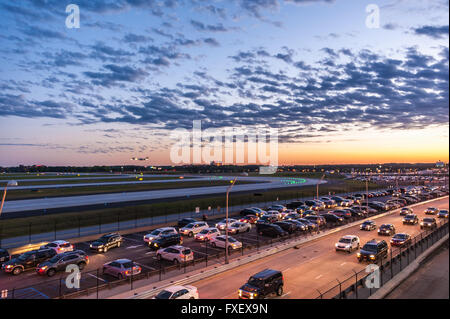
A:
[225,177,237,264]
[316,174,325,200]
[365,178,369,213]
[0,180,18,218]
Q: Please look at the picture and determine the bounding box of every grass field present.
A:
[0,179,380,240]
[12,176,180,186]
[5,179,252,200]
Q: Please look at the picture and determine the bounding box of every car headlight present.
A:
[40,266,48,270]
[356,253,361,257]
[238,290,242,296]
[369,255,375,259]
[420,222,424,226]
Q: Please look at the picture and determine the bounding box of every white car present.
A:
[341,200,353,207]
[40,240,74,254]
[227,222,251,234]
[179,221,209,237]
[154,285,199,299]
[143,227,178,242]
[263,211,281,219]
[194,227,220,241]
[156,245,194,264]
[215,219,237,231]
[210,235,242,250]
[335,235,360,253]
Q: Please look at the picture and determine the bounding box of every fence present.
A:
[315,219,449,299]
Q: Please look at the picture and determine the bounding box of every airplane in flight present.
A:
[131,157,149,161]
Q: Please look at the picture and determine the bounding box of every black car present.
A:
[239,208,259,216]
[90,233,123,253]
[420,218,437,230]
[298,218,318,230]
[177,218,198,228]
[368,202,387,212]
[0,249,10,265]
[357,239,388,263]
[2,248,56,275]
[378,224,396,236]
[148,233,183,250]
[37,250,89,277]
[360,220,376,231]
[257,215,278,224]
[322,213,344,224]
[403,214,419,225]
[273,221,296,234]
[256,223,288,238]
[284,220,308,231]
[239,269,284,299]
[286,201,305,209]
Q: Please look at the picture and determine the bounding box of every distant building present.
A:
[436,161,445,168]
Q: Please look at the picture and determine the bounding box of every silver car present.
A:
[102,259,142,279]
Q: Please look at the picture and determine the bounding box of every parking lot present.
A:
[0,185,448,299]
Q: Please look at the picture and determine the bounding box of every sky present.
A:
[0,0,448,166]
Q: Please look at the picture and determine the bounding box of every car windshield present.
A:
[395,234,408,239]
[405,215,414,219]
[155,290,172,299]
[440,210,448,213]
[182,249,191,255]
[380,225,389,228]
[199,229,209,234]
[247,277,264,287]
[339,238,352,244]
[17,252,33,261]
[185,223,195,228]
[362,244,377,252]
[228,237,237,243]
[423,218,434,223]
[362,222,372,225]
[151,230,162,235]
[49,255,63,263]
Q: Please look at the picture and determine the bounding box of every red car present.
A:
[240,215,259,224]
[390,233,411,247]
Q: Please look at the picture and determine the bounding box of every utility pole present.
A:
[0,181,18,218]
[225,177,237,264]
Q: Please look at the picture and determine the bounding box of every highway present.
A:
[186,197,449,299]
[1,176,321,214]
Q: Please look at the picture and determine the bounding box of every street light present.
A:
[0,180,18,217]
[225,177,237,264]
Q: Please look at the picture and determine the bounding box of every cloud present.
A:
[190,20,229,32]
[413,25,449,39]
[84,64,148,87]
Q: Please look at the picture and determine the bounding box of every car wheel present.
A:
[12,267,22,275]
[211,242,216,248]
[246,228,250,232]
[190,297,195,299]
[189,232,194,237]
[78,262,86,270]
[173,259,179,264]
[228,246,233,251]
[276,285,283,296]
[47,269,56,277]
[118,273,123,280]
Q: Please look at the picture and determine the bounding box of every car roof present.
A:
[163,285,191,293]
[115,258,132,263]
[52,240,69,244]
[342,235,357,239]
[252,269,281,279]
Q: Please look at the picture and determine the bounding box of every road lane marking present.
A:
[87,273,107,282]
[315,274,323,279]
[340,262,346,266]
[126,245,144,249]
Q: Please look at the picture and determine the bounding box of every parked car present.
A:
[194,227,220,241]
[322,213,344,224]
[303,215,326,226]
[40,240,74,254]
[400,207,413,216]
[257,215,278,224]
[368,202,387,212]
[403,214,419,225]
[284,219,308,231]
[283,212,300,220]
[273,221,297,234]
[298,218,318,231]
[102,259,141,279]
[179,221,209,237]
[238,269,284,299]
[143,227,177,243]
[268,205,286,212]
[360,220,376,231]
[177,218,197,228]
[36,250,89,277]
[215,219,237,231]
[149,233,183,250]
[210,235,242,250]
[240,215,259,224]
[256,223,288,238]
[378,224,396,236]
[154,285,199,299]
[425,207,439,215]
[239,208,260,217]
[335,235,360,253]
[227,222,251,234]
[331,210,352,219]
[286,201,305,209]
[438,210,449,218]
[390,233,411,247]
[357,239,388,263]
[156,245,194,264]
[420,218,437,230]
[90,233,123,253]
[3,248,56,275]
[0,249,10,265]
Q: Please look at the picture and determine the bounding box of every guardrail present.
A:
[315,218,449,299]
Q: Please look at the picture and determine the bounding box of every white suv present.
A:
[156,245,194,264]
[154,285,199,299]
[144,227,177,242]
[215,219,237,231]
[194,227,220,241]
[335,235,360,253]
[179,222,209,237]
[41,240,74,254]
[227,222,251,234]
[210,235,242,250]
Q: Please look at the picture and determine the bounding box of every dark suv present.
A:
[2,248,56,275]
[149,233,183,250]
[239,269,284,299]
[256,223,288,238]
[378,224,396,236]
[357,239,388,263]
[403,214,419,225]
[36,250,89,277]
[90,233,123,253]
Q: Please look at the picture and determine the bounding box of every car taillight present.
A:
[85,255,89,260]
